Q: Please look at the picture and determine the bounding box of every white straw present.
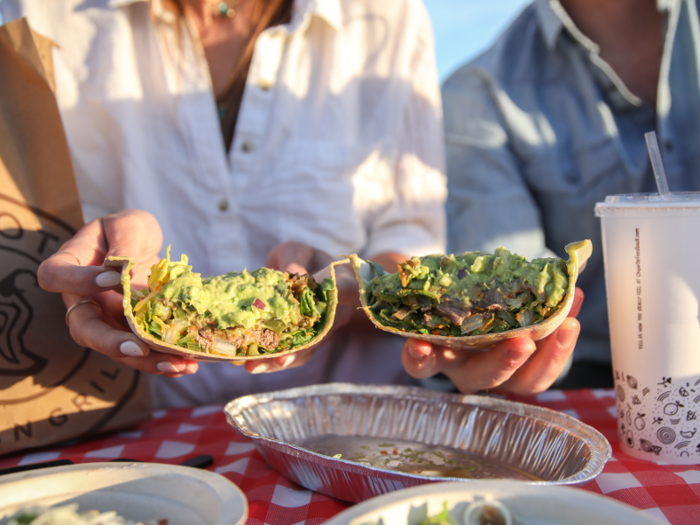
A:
[644,131,670,197]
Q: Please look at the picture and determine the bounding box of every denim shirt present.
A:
[443,0,700,364]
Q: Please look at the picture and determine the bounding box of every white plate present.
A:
[324,480,666,525]
[0,462,247,525]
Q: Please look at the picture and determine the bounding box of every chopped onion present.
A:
[392,306,412,321]
[460,313,484,334]
[253,298,266,310]
[211,338,240,357]
[457,269,467,280]
[162,318,188,344]
[516,309,534,327]
[504,296,523,308]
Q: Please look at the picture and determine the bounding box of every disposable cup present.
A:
[595,192,700,464]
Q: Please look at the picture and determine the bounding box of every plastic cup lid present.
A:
[595,192,700,216]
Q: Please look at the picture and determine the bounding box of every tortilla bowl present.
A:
[347,240,592,350]
[103,256,347,363]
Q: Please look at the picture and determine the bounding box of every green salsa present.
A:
[131,249,335,357]
[365,247,568,337]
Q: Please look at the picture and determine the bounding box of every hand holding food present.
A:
[402,287,584,395]
[37,210,197,377]
[346,241,590,395]
[349,240,591,349]
[105,246,345,370]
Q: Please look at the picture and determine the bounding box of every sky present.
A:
[424,0,531,81]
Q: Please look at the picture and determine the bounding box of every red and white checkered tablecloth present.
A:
[1,389,699,525]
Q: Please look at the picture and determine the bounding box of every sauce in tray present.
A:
[296,435,542,481]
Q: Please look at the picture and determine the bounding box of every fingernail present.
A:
[281,354,296,367]
[185,362,198,374]
[408,341,429,360]
[250,362,269,374]
[509,340,536,361]
[120,340,144,357]
[557,324,578,347]
[157,361,180,373]
[96,271,121,288]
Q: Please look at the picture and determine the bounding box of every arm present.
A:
[402,63,580,395]
[443,70,554,259]
[364,0,447,261]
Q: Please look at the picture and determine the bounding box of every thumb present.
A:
[266,241,314,273]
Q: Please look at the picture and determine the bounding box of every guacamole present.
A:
[130,249,335,357]
[365,247,568,337]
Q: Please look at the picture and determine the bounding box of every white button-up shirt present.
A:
[2,0,447,405]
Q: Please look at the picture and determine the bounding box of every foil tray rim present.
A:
[224,383,612,486]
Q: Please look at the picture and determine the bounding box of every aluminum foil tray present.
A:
[224,383,611,503]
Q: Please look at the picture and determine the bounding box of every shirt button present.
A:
[241,140,256,153]
[258,79,272,91]
[218,198,229,212]
[665,140,674,152]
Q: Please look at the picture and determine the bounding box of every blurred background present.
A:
[424,0,530,81]
[0,0,531,83]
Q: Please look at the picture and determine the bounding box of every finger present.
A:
[97,291,132,330]
[39,263,124,297]
[568,288,584,318]
[334,265,360,305]
[400,339,440,378]
[101,209,162,259]
[54,210,159,269]
[266,241,336,276]
[38,210,162,295]
[501,317,581,395]
[66,299,195,377]
[439,337,537,393]
[266,241,314,273]
[244,350,306,374]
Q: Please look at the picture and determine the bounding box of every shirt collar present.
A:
[535,0,673,50]
[109,0,344,33]
[534,0,599,52]
[288,0,342,33]
[304,0,342,32]
[109,0,179,24]
[108,0,146,7]
[534,0,647,109]
[534,0,564,49]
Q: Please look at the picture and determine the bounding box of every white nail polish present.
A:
[157,361,180,373]
[250,363,269,374]
[96,271,121,288]
[120,340,144,357]
[282,354,296,367]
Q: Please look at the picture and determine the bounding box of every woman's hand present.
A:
[400,288,584,395]
[243,240,358,374]
[37,209,198,378]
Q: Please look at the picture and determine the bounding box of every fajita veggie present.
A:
[348,240,592,350]
[365,248,568,337]
[105,249,344,361]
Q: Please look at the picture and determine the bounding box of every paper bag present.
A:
[0,18,151,456]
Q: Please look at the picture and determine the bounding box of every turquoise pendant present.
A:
[217,2,235,18]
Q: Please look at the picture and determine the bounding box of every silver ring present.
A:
[65,300,101,326]
[55,250,82,266]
